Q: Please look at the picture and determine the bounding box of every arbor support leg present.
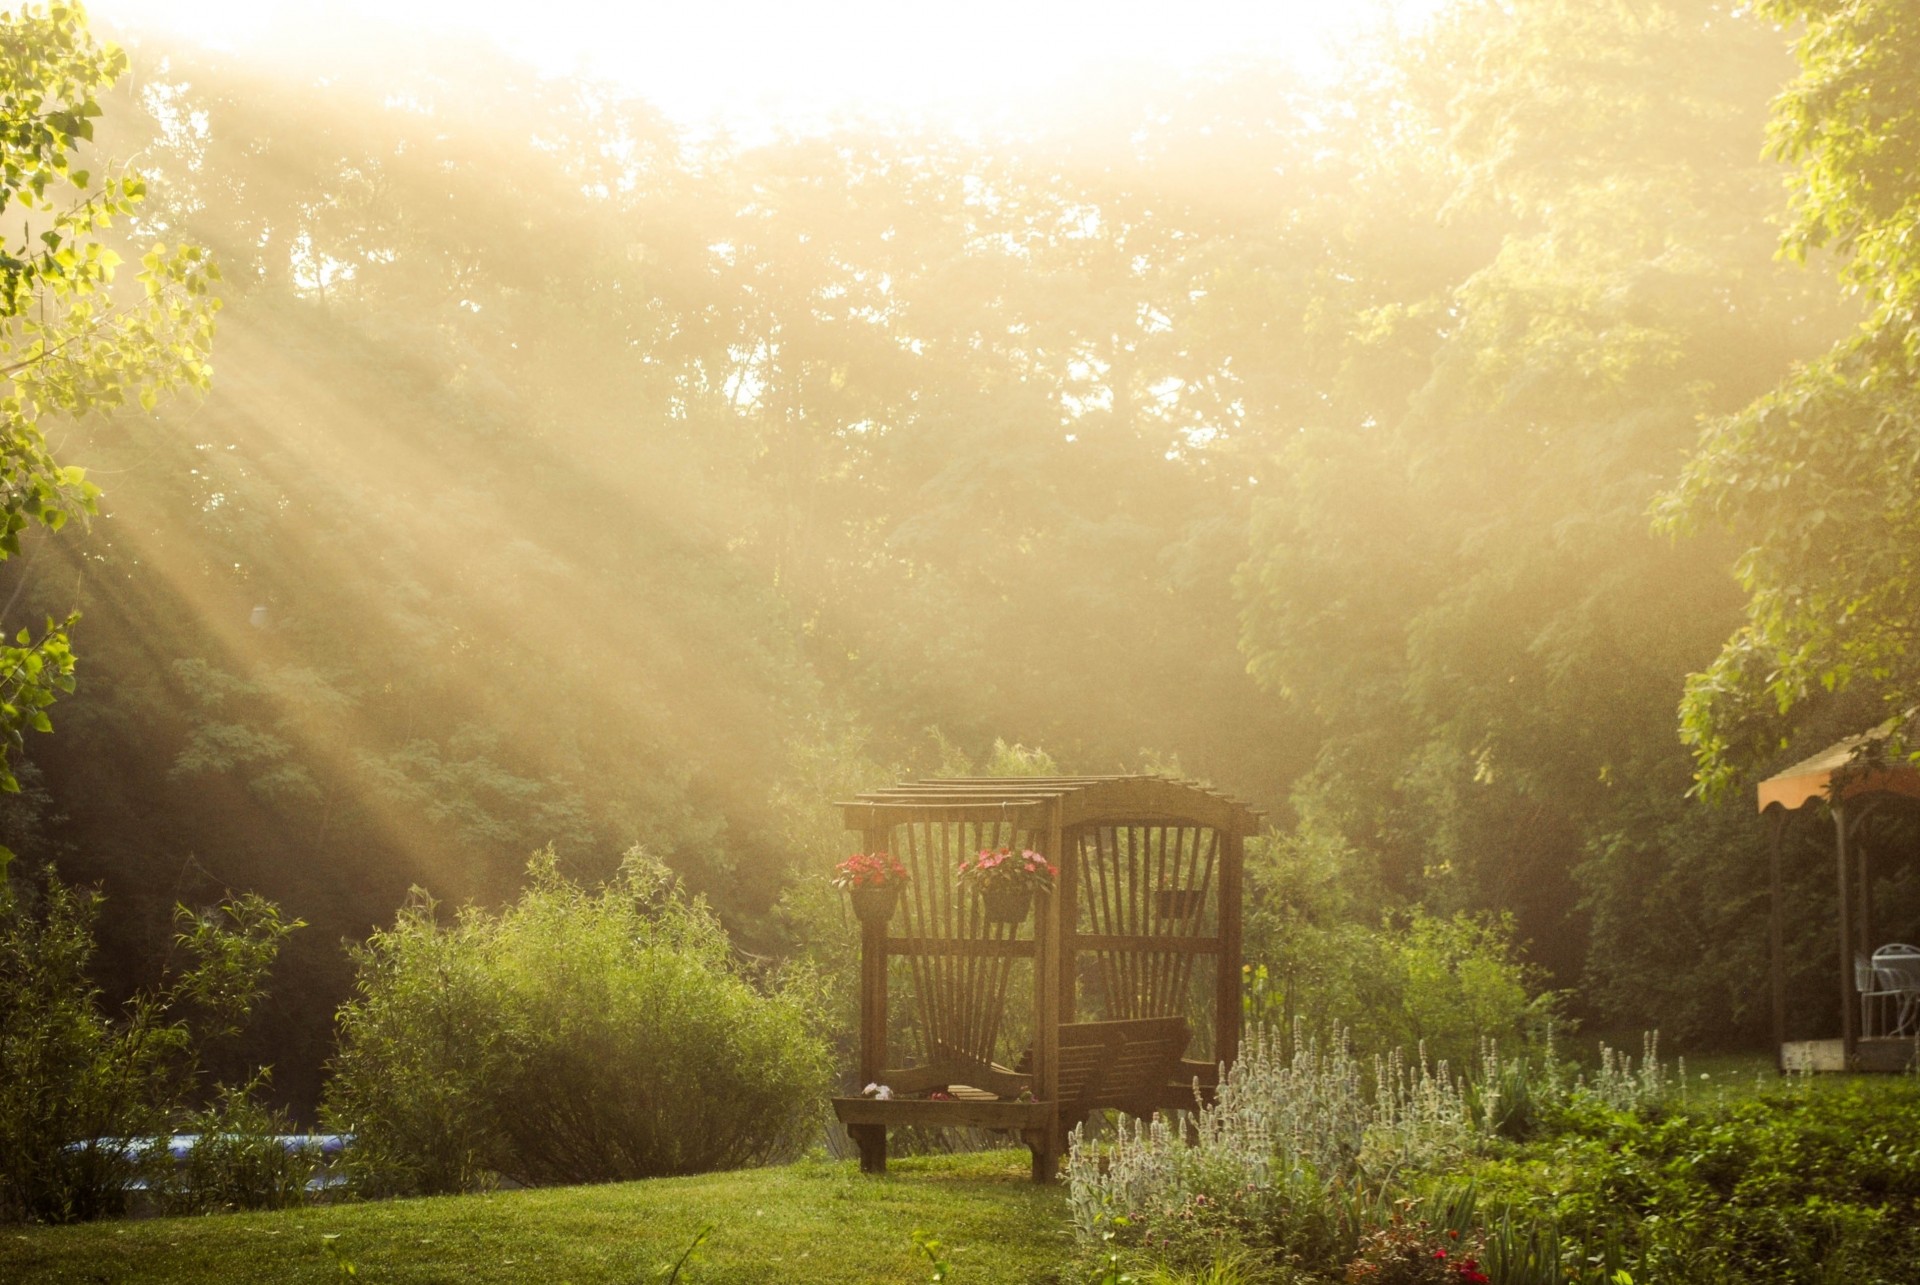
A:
[1024,1127,1058,1183]
[850,1123,887,1175]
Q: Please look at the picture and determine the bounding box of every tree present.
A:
[1661,0,1920,794]
[1235,0,1821,984]
[0,2,219,791]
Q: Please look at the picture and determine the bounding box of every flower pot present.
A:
[981,885,1032,925]
[850,884,901,925]
[1152,888,1204,920]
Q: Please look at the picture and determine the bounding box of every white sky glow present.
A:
[88,0,1442,131]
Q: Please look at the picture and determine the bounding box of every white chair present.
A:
[1871,944,1920,1037]
[1858,954,1900,1037]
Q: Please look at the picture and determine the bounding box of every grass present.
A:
[0,1151,1071,1285]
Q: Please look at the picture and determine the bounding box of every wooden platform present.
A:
[1780,1038,1918,1073]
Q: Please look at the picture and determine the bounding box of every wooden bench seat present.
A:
[833,1016,1192,1178]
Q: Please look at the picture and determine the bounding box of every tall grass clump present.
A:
[325,847,831,1196]
[1067,1025,1480,1267]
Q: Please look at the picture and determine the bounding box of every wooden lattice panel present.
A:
[1072,823,1220,1022]
[888,817,1034,1073]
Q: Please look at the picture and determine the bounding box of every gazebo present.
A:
[828,775,1261,1181]
[1759,724,1920,1071]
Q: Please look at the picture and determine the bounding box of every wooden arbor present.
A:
[828,775,1261,1181]
[1759,728,1920,1072]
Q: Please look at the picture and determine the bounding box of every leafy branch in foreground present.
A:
[0,2,221,790]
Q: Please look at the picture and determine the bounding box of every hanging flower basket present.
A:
[834,852,909,925]
[957,846,1056,927]
[849,883,901,924]
[982,884,1033,925]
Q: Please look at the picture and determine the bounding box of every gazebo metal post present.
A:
[1835,802,1857,1061]
[1857,823,1874,960]
[1768,805,1786,1070]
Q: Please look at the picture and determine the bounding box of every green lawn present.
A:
[0,1152,1071,1285]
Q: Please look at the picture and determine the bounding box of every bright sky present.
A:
[87,0,1443,131]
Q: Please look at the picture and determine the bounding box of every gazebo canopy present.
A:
[1756,724,1920,812]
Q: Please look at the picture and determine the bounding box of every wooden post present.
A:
[1768,806,1787,1071]
[1835,802,1857,1061]
[1215,828,1245,1070]
[855,821,890,1175]
[1032,800,1065,1182]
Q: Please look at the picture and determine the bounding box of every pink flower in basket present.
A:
[832,851,909,890]
[956,846,1057,893]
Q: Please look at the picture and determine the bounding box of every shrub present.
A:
[325,848,832,1194]
[0,857,299,1223]
[1244,831,1562,1072]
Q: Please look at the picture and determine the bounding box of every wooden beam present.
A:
[837,801,1047,827]
[885,937,1035,958]
[1074,933,1222,955]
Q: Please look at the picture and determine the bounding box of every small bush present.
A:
[325,848,832,1194]
[159,1082,320,1214]
[1344,1220,1487,1285]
